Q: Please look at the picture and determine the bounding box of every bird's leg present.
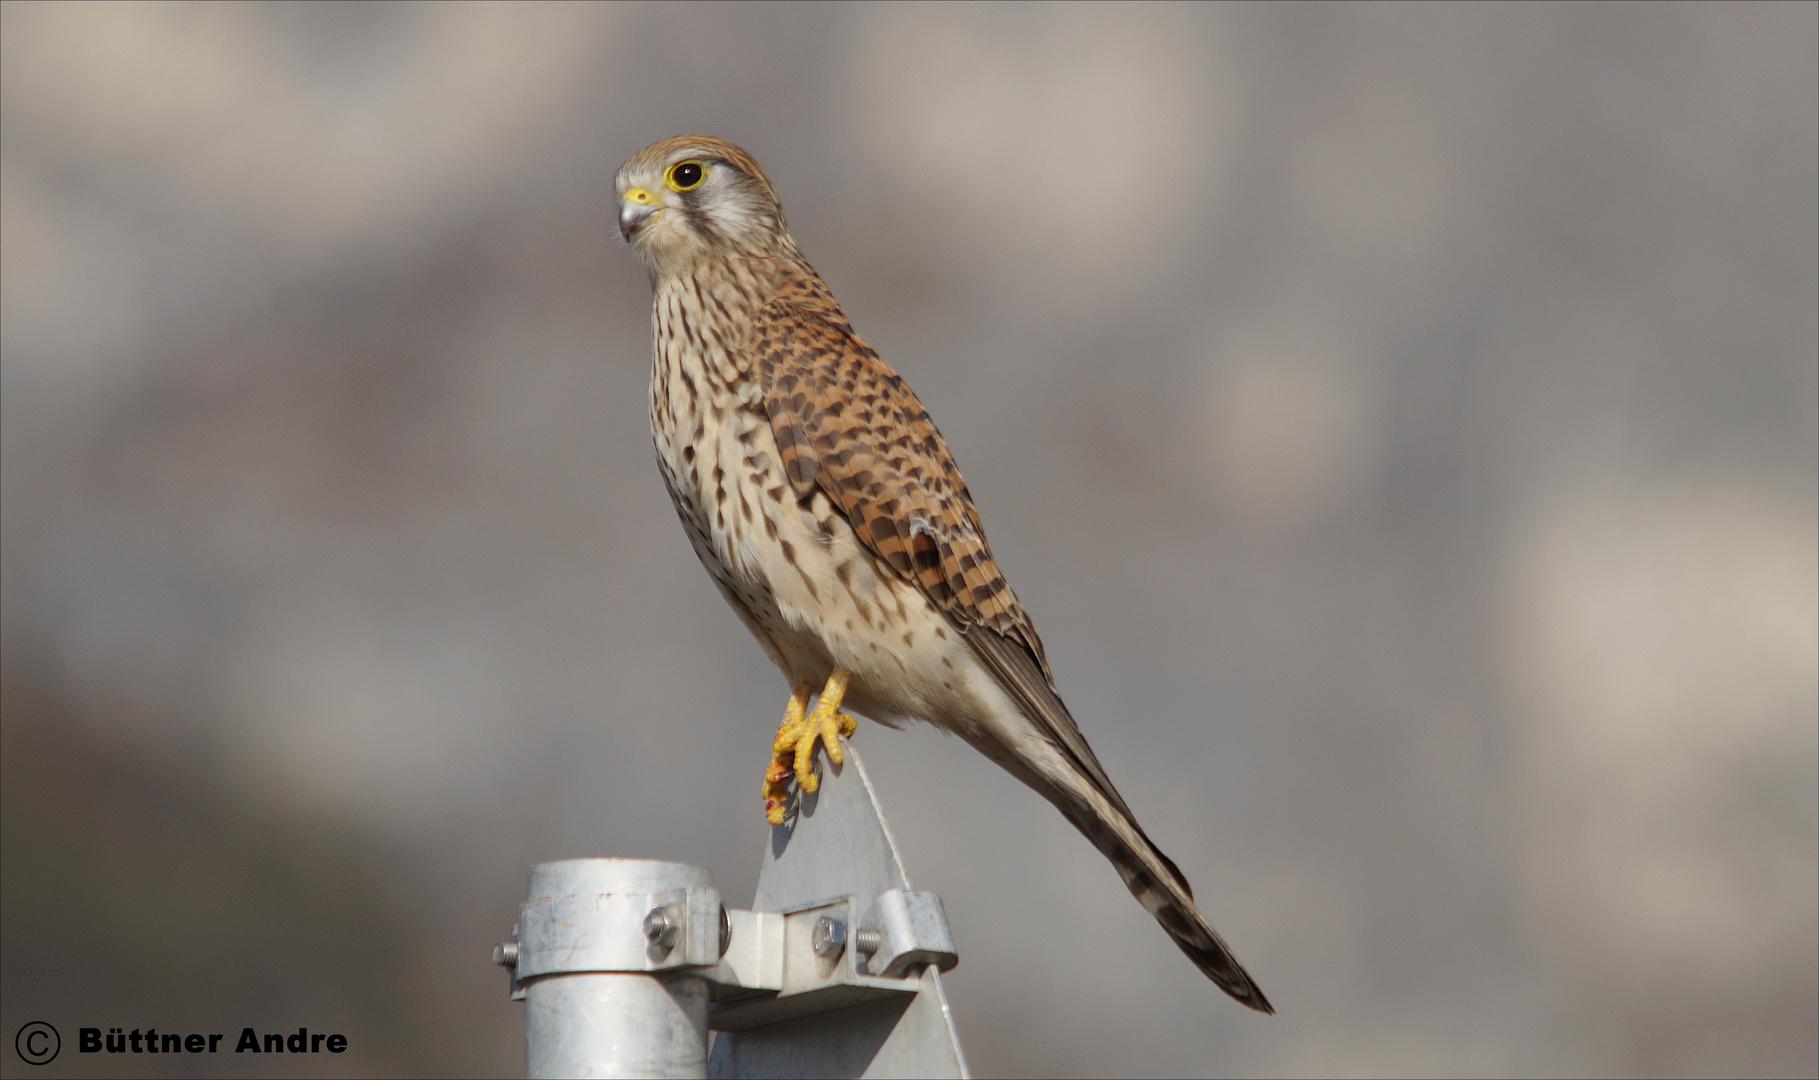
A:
[763,680,813,823]
[762,669,857,824]
[792,668,857,791]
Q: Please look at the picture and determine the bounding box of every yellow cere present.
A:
[623,187,656,206]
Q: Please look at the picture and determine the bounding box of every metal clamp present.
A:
[502,859,723,1079]
[496,745,968,1076]
[699,888,958,1032]
[857,888,958,978]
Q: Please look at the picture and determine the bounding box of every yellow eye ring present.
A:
[665,160,707,192]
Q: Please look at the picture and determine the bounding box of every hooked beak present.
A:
[619,187,658,241]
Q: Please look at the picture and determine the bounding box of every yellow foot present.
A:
[762,669,858,824]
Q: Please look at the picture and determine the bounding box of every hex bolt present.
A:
[811,916,847,958]
[493,940,520,968]
[644,904,682,951]
[719,904,732,958]
[853,928,883,956]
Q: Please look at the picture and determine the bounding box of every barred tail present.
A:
[958,726,1274,1013]
[1050,788,1274,1013]
[1087,805,1273,1011]
[952,631,1272,1012]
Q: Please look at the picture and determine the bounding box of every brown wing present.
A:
[750,291,1155,830]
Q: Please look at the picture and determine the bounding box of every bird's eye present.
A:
[666,161,706,192]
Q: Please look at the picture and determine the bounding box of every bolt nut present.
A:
[493,940,520,968]
[812,916,847,958]
[644,904,682,951]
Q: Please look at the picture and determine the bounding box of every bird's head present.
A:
[614,135,794,278]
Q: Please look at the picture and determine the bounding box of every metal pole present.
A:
[496,744,965,1078]
[516,858,717,1079]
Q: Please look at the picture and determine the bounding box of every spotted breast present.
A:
[649,255,990,733]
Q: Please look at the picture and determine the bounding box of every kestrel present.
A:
[615,135,1272,1013]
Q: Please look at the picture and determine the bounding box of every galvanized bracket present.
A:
[707,742,968,1078]
[702,886,957,1030]
[495,742,967,1078]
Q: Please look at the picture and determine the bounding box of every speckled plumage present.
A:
[614,135,1271,1013]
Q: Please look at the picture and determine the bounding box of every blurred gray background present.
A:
[2,3,1814,1077]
